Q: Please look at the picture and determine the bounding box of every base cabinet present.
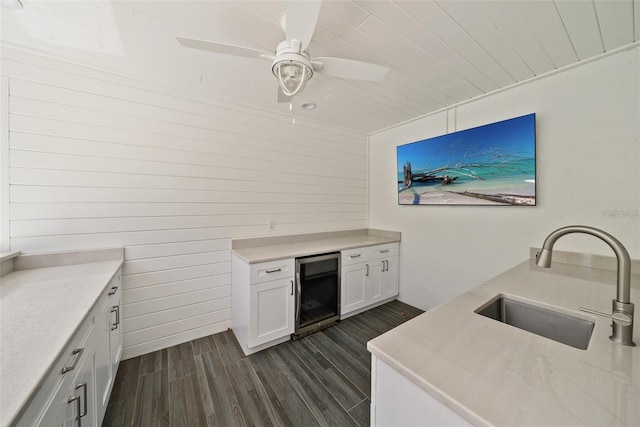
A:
[371,355,471,426]
[341,243,399,317]
[16,268,122,427]
[249,277,295,347]
[37,322,96,427]
[63,344,96,427]
[341,263,368,313]
[232,255,295,355]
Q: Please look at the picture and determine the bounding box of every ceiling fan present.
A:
[176,0,389,101]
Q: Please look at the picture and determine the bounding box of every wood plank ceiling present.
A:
[2,0,639,133]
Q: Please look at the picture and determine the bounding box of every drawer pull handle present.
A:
[62,348,84,374]
[380,249,390,253]
[111,306,120,330]
[68,395,82,427]
[365,264,369,277]
[108,286,118,295]
[76,382,88,418]
[265,268,282,273]
[350,254,362,258]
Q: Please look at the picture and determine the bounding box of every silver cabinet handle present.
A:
[111,305,120,330]
[290,279,294,296]
[384,260,389,272]
[108,286,118,295]
[380,249,390,253]
[365,264,369,277]
[350,254,362,258]
[68,395,82,427]
[76,382,88,418]
[62,348,84,374]
[266,268,282,273]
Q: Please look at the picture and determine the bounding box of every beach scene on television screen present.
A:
[397,114,536,206]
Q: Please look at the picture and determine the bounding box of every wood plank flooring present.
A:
[103,300,424,427]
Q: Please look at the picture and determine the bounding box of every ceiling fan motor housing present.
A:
[271,39,314,96]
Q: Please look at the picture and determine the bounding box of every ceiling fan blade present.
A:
[176,36,274,60]
[286,0,321,50]
[277,87,292,104]
[312,57,389,81]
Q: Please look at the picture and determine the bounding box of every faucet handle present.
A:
[579,306,633,327]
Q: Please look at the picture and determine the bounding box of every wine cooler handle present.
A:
[295,273,302,333]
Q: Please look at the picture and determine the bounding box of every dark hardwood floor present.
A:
[103,300,424,427]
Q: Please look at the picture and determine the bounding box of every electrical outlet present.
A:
[268,221,276,232]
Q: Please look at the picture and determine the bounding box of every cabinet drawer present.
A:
[250,258,295,284]
[341,243,399,265]
[369,243,399,259]
[341,247,369,265]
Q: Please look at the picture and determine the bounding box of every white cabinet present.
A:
[62,340,96,427]
[341,262,368,313]
[340,243,399,317]
[18,311,96,427]
[15,268,122,427]
[95,272,122,426]
[232,255,295,356]
[40,330,96,427]
[371,355,471,426]
[381,256,399,299]
[250,277,295,346]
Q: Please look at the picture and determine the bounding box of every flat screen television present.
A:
[397,113,536,206]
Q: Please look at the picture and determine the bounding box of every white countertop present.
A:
[368,256,640,426]
[0,258,123,426]
[232,234,400,263]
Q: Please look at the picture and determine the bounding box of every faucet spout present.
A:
[536,225,635,346]
[537,225,631,303]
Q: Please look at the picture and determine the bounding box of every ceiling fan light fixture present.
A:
[273,59,312,97]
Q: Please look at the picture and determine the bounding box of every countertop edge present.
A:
[231,229,401,263]
[368,342,490,426]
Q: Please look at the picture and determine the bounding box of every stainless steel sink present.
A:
[475,296,595,350]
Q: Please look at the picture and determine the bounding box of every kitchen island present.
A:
[368,249,640,426]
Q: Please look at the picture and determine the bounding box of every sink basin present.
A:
[475,296,595,350]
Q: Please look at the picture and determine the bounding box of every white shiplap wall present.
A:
[0,46,368,358]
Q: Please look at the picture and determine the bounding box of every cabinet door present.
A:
[369,259,385,303]
[382,257,399,298]
[249,278,295,347]
[341,263,368,315]
[38,388,66,427]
